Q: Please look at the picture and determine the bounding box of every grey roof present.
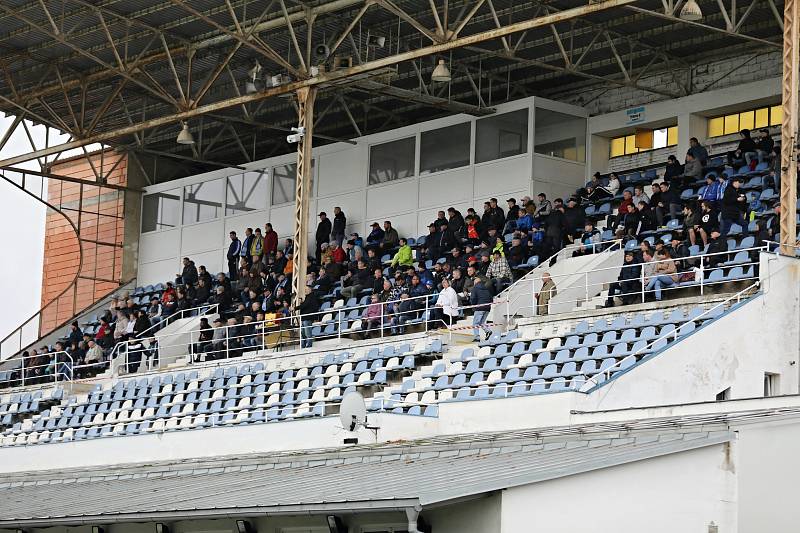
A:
[0,420,736,527]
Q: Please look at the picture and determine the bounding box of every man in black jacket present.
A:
[655,182,681,226]
[605,251,642,307]
[727,129,757,167]
[315,212,332,261]
[704,229,729,268]
[297,286,321,348]
[177,257,198,287]
[562,197,584,243]
[227,231,242,281]
[720,177,747,236]
[447,207,465,236]
[544,205,566,256]
[331,207,347,246]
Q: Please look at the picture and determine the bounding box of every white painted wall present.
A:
[500,443,737,533]
[136,97,588,285]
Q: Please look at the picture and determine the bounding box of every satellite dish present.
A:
[339,392,367,432]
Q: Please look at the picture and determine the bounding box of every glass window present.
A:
[739,110,755,131]
[755,107,770,128]
[475,109,529,163]
[226,170,268,215]
[534,108,586,162]
[369,137,415,185]
[708,117,724,138]
[271,161,314,205]
[182,179,224,224]
[610,137,625,158]
[723,114,739,135]
[770,105,783,126]
[667,126,678,146]
[420,123,471,174]
[141,189,181,232]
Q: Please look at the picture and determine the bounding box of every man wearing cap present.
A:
[315,212,332,261]
[604,253,641,307]
[720,177,747,236]
[447,207,465,236]
[366,222,385,250]
[704,228,728,268]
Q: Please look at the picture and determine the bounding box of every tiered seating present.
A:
[0,340,443,446]
[0,388,64,430]
[373,304,729,412]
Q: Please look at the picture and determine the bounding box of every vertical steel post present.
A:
[780,0,799,256]
[291,86,317,310]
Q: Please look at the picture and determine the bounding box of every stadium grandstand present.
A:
[0,0,799,530]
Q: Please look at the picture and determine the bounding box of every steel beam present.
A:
[0,0,640,168]
[780,0,798,255]
[291,86,316,310]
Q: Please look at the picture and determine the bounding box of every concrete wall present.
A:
[501,442,737,533]
[136,97,588,285]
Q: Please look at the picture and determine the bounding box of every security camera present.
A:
[286,126,306,144]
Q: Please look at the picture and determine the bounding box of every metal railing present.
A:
[114,291,447,376]
[0,351,74,389]
[498,238,622,320]
[504,245,768,318]
[578,281,760,392]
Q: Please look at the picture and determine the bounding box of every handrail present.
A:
[579,281,760,392]
[0,350,74,389]
[507,245,768,317]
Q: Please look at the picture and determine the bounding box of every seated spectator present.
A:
[680,153,703,185]
[687,137,709,166]
[341,260,370,299]
[390,293,420,335]
[132,309,151,338]
[298,286,321,349]
[533,193,552,221]
[636,201,656,234]
[464,214,482,246]
[431,278,459,328]
[84,339,105,372]
[645,249,678,301]
[381,220,400,252]
[664,155,683,181]
[683,202,702,247]
[360,294,384,338]
[605,251,642,307]
[209,285,233,311]
[176,257,198,286]
[192,318,213,362]
[720,176,747,236]
[727,129,757,167]
[607,173,620,196]
[365,222,385,250]
[198,265,212,287]
[632,185,650,207]
[668,236,690,269]
[207,318,227,360]
[486,250,512,294]
[756,129,774,163]
[704,229,728,268]
[506,238,526,267]
[193,277,211,306]
[572,222,601,257]
[655,181,681,226]
[447,207,465,235]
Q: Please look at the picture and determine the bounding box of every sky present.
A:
[0,116,76,347]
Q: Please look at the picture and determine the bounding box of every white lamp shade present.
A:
[431,59,451,83]
[680,0,703,21]
[176,123,195,145]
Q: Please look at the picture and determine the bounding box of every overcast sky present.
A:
[0,116,74,345]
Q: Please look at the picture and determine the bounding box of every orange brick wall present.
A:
[39,151,128,334]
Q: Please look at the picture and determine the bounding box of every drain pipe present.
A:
[405,505,423,533]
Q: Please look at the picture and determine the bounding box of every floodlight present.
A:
[431,59,451,83]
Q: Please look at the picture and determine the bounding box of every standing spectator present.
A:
[536,272,557,315]
[533,193,552,221]
[249,228,265,264]
[381,220,400,252]
[240,227,254,267]
[632,185,650,207]
[366,222,385,250]
[331,207,347,246]
[447,207,465,236]
[720,177,747,236]
[469,277,493,342]
[432,278,459,328]
[263,223,278,258]
[298,286,321,348]
[176,257,198,286]
[486,250,512,294]
[700,173,722,207]
[544,204,566,255]
[227,231,242,280]
[681,153,703,185]
[67,321,83,346]
[315,212,332,262]
[604,252,641,307]
[727,129,757,167]
[147,297,163,327]
[704,229,729,268]
[563,197,583,243]
[687,137,709,166]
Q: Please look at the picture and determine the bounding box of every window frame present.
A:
[140,188,182,233]
[419,121,473,175]
[368,136,417,186]
[609,125,677,158]
[707,105,782,138]
[474,108,530,164]
[181,178,225,226]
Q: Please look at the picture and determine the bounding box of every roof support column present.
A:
[291,86,317,309]
[779,0,798,255]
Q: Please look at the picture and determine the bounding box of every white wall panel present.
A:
[365,179,417,219]
[139,229,179,264]
[474,155,530,198]
[317,146,365,197]
[268,204,296,240]
[180,220,224,255]
[415,200,472,237]
[383,212,417,242]
[189,249,225,275]
[314,190,366,227]
[533,154,585,201]
[223,211,267,243]
[138,258,177,286]
[418,168,472,208]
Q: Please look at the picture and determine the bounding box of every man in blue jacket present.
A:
[470,277,494,341]
[227,231,242,281]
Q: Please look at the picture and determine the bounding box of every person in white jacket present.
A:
[432,278,460,328]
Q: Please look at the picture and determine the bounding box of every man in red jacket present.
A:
[263,223,278,259]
